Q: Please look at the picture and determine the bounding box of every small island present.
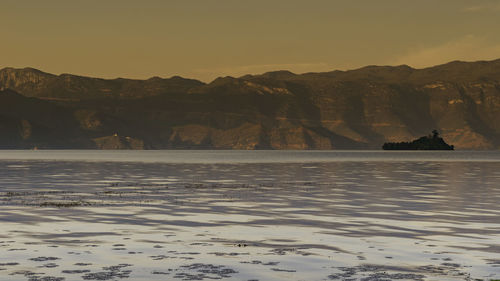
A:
[382,130,454,150]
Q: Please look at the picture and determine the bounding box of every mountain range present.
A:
[1,59,500,149]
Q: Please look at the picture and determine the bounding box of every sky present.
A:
[1,0,500,82]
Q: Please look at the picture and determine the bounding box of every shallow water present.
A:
[0,151,499,281]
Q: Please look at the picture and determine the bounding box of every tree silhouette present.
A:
[432,129,439,138]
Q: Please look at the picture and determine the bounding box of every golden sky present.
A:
[2,0,500,82]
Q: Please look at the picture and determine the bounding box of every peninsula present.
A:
[382,130,454,150]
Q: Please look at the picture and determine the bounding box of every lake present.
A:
[0,150,499,281]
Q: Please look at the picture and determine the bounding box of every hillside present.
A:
[1,59,500,149]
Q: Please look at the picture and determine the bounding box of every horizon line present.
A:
[2,57,500,84]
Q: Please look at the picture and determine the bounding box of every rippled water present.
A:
[0,151,499,281]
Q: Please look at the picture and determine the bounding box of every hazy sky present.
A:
[2,0,500,82]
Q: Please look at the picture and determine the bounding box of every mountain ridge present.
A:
[1,58,500,150]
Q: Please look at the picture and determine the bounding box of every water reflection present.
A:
[0,156,499,280]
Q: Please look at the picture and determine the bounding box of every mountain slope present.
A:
[1,59,500,149]
[0,68,204,100]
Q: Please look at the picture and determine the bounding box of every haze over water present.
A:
[0,151,499,281]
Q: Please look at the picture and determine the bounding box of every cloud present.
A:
[463,2,500,12]
[392,35,500,68]
[190,62,332,82]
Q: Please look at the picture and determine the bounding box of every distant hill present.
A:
[0,67,203,99]
[1,59,500,149]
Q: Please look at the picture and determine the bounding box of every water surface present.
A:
[0,151,499,281]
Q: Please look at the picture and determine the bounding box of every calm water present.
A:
[0,151,499,281]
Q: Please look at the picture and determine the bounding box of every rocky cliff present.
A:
[1,59,500,149]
